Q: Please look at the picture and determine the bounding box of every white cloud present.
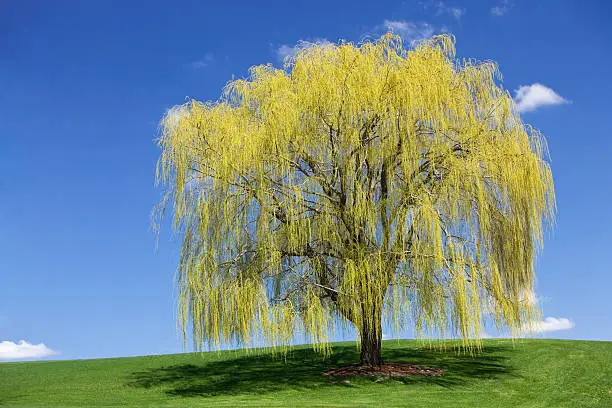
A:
[448,8,465,20]
[382,20,436,46]
[514,83,569,112]
[186,52,215,69]
[419,1,464,20]
[276,38,332,62]
[491,0,513,16]
[0,340,59,360]
[435,2,465,20]
[276,44,299,61]
[520,317,575,335]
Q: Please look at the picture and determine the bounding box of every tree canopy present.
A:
[154,33,555,365]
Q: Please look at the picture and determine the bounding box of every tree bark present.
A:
[360,324,383,366]
[359,303,383,367]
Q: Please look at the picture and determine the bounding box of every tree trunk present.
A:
[359,303,383,367]
[360,324,383,367]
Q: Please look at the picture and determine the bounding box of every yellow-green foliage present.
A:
[155,33,555,355]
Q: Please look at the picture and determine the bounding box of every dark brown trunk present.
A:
[360,326,383,366]
[359,304,383,367]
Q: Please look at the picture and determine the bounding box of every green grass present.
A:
[1,339,610,407]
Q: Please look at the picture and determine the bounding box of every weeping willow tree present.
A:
[154,33,555,366]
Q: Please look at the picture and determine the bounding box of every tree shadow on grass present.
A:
[126,342,517,398]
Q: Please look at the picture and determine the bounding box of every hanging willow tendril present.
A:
[154,33,555,360]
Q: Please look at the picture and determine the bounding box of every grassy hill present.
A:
[1,339,610,407]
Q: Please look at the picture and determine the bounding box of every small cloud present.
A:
[0,340,59,360]
[189,61,209,69]
[448,8,465,20]
[275,38,332,62]
[514,83,569,113]
[186,52,215,69]
[277,44,299,61]
[521,317,575,335]
[436,2,465,20]
[491,0,513,16]
[381,20,436,46]
[420,1,465,20]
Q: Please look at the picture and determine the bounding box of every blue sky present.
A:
[1,0,611,361]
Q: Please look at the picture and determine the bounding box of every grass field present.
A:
[1,339,611,407]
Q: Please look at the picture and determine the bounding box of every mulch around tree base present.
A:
[324,364,445,378]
